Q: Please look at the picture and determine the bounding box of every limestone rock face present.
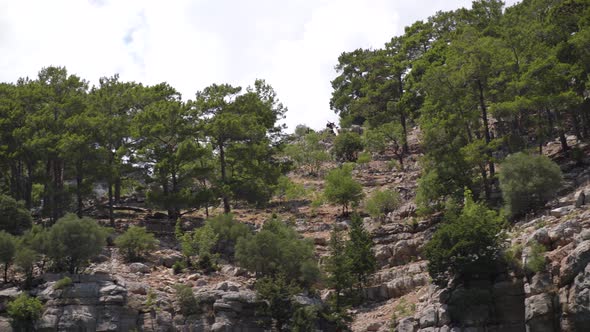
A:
[36,274,138,332]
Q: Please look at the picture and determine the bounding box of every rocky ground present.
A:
[0,132,588,331]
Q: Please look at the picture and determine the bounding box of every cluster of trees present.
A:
[1,211,111,287]
[0,67,289,224]
[330,0,589,210]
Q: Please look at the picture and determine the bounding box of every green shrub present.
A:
[525,241,547,274]
[423,190,506,286]
[180,224,218,265]
[356,151,371,165]
[362,128,386,154]
[255,274,300,330]
[115,226,159,262]
[0,231,16,283]
[236,218,319,286]
[174,284,198,316]
[7,294,43,324]
[274,176,307,204]
[333,131,363,162]
[324,165,364,214]
[172,260,186,275]
[206,214,252,246]
[0,194,32,235]
[285,131,332,176]
[365,189,401,219]
[504,243,523,270]
[54,276,73,289]
[499,152,562,218]
[46,213,110,274]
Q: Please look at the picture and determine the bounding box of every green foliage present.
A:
[284,131,332,177]
[324,165,364,214]
[236,218,319,286]
[362,128,387,154]
[54,276,73,289]
[356,151,372,165]
[172,260,186,275]
[291,305,320,332]
[499,153,563,218]
[0,231,16,282]
[174,284,198,316]
[346,214,377,287]
[0,194,32,235]
[424,190,506,286]
[14,245,37,285]
[274,176,307,203]
[332,131,363,162]
[46,213,110,274]
[180,224,219,264]
[255,274,300,331]
[325,230,354,311]
[115,226,159,262]
[503,243,523,270]
[205,213,252,257]
[525,241,547,274]
[365,188,401,219]
[7,294,43,323]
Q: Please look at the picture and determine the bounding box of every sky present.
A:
[0,0,520,132]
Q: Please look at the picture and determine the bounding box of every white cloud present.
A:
[0,0,521,131]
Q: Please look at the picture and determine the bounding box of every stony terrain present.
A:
[0,133,588,331]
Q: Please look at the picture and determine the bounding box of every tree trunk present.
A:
[114,177,122,203]
[4,263,8,283]
[25,161,33,209]
[559,129,569,152]
[219,141,231,213]
[108,182,115,228]
[477,80,495,179]
[398,74,409,154]
[76,161,83,217]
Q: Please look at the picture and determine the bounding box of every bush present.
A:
[54,276,73,289]
[179,224,218,264]
[46,213,110,274]
[115,226,159,262]
[7,294,43,326]
[172,260,186,274]
[0,194,32,235]
[365,188,401,219]
[499,152,562,218]
[284,131,331,176]
[174,284,198,316]
[333,131,363,162]
[324,165,364,214]
[274,176,307,204]
[236,218,319,286]
[423,190,506,286]
[525,241,547,274]
[0,231,16,283]
[255,274,300,330]
[207,214,252,245]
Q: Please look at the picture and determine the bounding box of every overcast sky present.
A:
[0,0,520,132]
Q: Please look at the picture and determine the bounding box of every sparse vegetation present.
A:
[54,276,73,289]
[324,164,364,214]
[115,226,159,262]
[365,188,401,219]
[525,241,547,274]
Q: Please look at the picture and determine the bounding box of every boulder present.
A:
[419,305,438,328]
[129,262,150,274]
[550,206,573,218]
[396,317,418,332]
[575,191,586,208]
[525,293,555,332]
[559,240,590,286]
[156,250,184,268]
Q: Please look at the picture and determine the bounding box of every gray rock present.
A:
[559,240,590,286]
[397,317,418,332]
[550,206,573,217]
[419,305,438,328]
[525,293,553,323]
[129,262,150,273]
[575,191,586,208]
